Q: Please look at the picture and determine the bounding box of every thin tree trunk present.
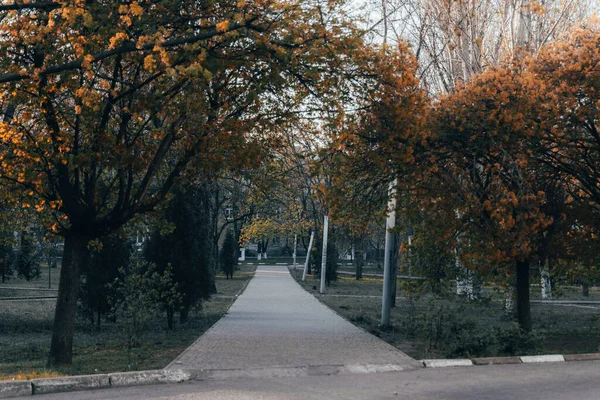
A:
[516,258,532,332]
[167,307,174,330]
[355,250,363,280]
[48,234,89,367]
[180,307,189,324]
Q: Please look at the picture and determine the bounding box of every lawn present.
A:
[290,269,600,360]
[0,265,255,379]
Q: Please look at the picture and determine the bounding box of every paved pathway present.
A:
[167,265,419,374]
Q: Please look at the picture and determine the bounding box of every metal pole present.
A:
[293,234,297,270]
[302,231,314,282]
[320,216,329,294]
[382,180,397,327]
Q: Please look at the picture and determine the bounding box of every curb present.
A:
[32,374,110,395]
[0,369,190,398]
[472,357,521,365]
[563,353,600,362]
[0,381,31,399]
[421,352,600,368]
[422,359,473,368]
[521,355,564,363]
[191,363,417,381]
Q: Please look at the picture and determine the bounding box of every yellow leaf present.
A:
[130,2,144,16]
[216,20,230,33]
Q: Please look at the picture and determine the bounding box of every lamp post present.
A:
[320,216,329,294]
[381,179,397,327]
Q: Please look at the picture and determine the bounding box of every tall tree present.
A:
[365,0,591,93]
[0,0,369,366]
[220,229,237,279]
[146,185,215,326]
[82,234,131,330]
[534,28,600,213]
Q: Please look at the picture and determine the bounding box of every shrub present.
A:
[109,261,181,350]
[496,324,545,356]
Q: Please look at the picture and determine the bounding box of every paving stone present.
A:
[167,265,420,372]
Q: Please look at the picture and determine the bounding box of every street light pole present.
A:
[293,234,297,270]
[302,231,315,282]
[320,216,329,294]
[382,180,397,327]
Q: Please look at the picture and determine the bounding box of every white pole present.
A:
[320,216,329,294]
[302,231,315,282]
[382,180,397,327]
[293,234,297,270]
[541,266,552,299]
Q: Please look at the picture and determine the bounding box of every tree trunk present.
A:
[355,250,363,280]
[516,259,532,332]
[166,307,174,330]
[48,234,89,367]
[180,307,189,324]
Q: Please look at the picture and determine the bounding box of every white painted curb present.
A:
[422,359,473,368]
[520,355,565,363]
[342,363,411,374]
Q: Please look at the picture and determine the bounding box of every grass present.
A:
[0,264,255,379]
[291,268,600,360]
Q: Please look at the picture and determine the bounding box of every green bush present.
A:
[400,299,544,358]
[496,324,545,356]
[109,261,181,352]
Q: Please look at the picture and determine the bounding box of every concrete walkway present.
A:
[167,265,419,375]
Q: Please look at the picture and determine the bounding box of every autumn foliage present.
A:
[329,26,600,332]
[0,0,376,367]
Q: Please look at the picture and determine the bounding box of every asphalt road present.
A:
[27,361,600,399]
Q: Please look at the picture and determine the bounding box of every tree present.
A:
[310,228,339,285]
[364,0,592,94]
[82,235,131,330]
[328,43,427,299]
[0,241,14,283]
[426,58,571,331]
[16,229,40,281]
[146,185,214,326]
[533,28,600,213]
[0,0,368,366]
[220,230,237,279]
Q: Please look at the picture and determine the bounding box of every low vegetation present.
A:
[0,265,255,379]
[292,268,600,360]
